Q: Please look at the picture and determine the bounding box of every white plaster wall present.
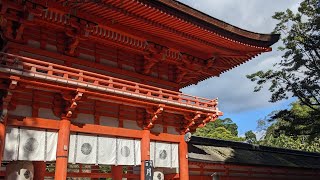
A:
[8,105,32,117]
[79,53,95,62]
[123,120,140,130]
[73,113,94,124]
[27,40,40,49]
[20,51,64,65]
[100,116,118,127]
[151,124,163,134]
[45,44,57,52]
[167,126,179,135]
[100,58,117,67]
[38,108,59,120]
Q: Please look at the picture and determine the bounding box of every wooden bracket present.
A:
[145,104,165,129]
[142,56,158,74]
[183,111,202,133]
[65,89,84,118]
[0,1,9,15]
[65,35,80,56]
[176,66,188,83]
[205,57,216,70]
[143,42,168,74]
[0,77,19,122]
[2,3,39,41]
[196,109,223,128]
[64,18,93,56]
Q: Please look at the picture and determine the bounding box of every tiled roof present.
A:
[188,136,320,169]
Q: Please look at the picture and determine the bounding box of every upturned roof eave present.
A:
[147,0,280,47]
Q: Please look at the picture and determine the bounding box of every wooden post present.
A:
[112,165,123,180]
[92,115,100,180]
[140,129,150,180]
[179,135,189,180]
[33,161,46,180]
[54,118,71,180]
[127,166,134,180]
[0,122,5,166]
[91,165,100,180]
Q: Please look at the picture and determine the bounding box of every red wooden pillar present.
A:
[179,135,189,180]
[55,118,71,180]
[112,165,123,180]
[92,115,100,180]
[127,166,134,180]
[0,122,5,166]
[91,165,100,180]
[33,161,46,180]
[140,129,150,180]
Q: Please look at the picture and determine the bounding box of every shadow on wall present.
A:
[4,128,36,180]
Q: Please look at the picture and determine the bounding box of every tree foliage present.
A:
[247,0,320,137]
[258,101,320,152]
[194,118,244,141]
[244,130,257,144]
[259,120,320,153]
[269,101,320,139]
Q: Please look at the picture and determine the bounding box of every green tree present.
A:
[257,101,320,152]
[245,130,257,144]
[247,0,320,137]
[259,122,320,152]
[194,118,244,141]
[269,101,320,139]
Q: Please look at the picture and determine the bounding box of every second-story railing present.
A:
[0,53,219,113]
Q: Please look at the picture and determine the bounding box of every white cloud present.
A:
[180,0,302,114]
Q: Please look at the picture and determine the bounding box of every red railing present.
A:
[0,53,218,112]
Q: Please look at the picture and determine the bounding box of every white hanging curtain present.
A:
[19,129,46,161]
[116,138,141,166]
[134,140,141,166]
[97,136,116,165]
[3,127,58,161]
[3,128,19,161]
[150,141,179,168]
[171,143,179,168]
[68,134,98,164]
[69,134,141,166]
[46,131,58,161]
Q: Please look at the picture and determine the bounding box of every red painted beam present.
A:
[7,116,60,130]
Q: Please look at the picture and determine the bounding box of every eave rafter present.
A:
[56,0,251,55]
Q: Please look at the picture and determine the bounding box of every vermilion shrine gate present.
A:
[0,0,279,179]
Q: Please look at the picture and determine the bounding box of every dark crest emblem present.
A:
[120,146,130,157]
[159,150,167,160]
[24,138,39,152]
[24,170,31,179]
[81,143,92,155]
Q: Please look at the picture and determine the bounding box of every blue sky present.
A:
[179,0,302,135]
